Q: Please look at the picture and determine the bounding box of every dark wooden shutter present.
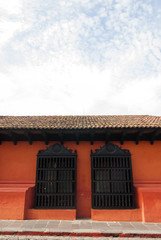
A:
[35,143,77,209]
[91,143,135,209]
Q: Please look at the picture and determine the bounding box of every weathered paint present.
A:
[0,186,26,219]
[27,209,76,220]
[0,141,161,221]
[91,209,142,221]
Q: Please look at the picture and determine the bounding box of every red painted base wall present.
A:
[0,141,161,222]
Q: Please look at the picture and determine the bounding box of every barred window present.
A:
[35,143,77,209]
[91,143,135,209]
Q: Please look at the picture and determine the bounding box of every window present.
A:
[91,143,135,209]
[35,143,77,209]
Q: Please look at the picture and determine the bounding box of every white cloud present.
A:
[89,75,161,115]
[0,0,161,115]
[0,60,161,116]
[0,18,22,46]
[0,0,23,15]
[0,61,112,115]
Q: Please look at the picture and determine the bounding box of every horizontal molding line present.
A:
[134,180,161,185]
[1,180,161,185]
[0,181,35,185]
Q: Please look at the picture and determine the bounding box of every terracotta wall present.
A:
[0,141,161,221]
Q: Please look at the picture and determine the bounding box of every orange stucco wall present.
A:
[0,141,161,221]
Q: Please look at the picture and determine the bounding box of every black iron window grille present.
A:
[91,143,135,209]
[35,143,77,209]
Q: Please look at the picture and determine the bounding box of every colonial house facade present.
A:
[0,115,161,222]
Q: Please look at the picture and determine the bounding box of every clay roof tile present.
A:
[0,115,160,129]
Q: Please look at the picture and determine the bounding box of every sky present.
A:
[0,0,161,116]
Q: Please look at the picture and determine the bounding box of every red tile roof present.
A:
[0,115,161,129]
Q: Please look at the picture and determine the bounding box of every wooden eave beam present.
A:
[59,132,64,145]
[150,129,161,144]
[0,133,2,145]
[24,130,32,145]
[7,130,17,145]
[42,131,49,145]
[90,132,94,145]
[105,130,111,144]
[120,130,127,145]
[136,130,145,145]
[76,132,80,145]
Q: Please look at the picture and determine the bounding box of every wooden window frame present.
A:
[91,143,135,209]
[35,143,77,209]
